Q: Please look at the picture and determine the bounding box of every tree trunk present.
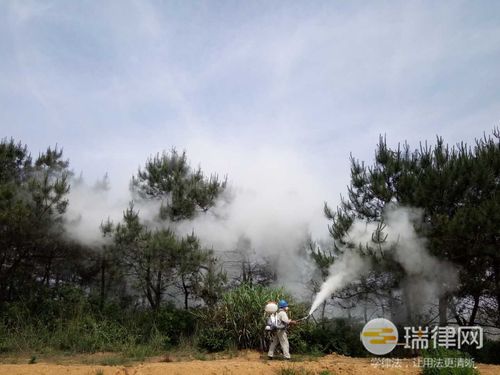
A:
[145,263,155,309]
[42,252,53,286]
[318,300,327,328]
[494,260,500,326]
[155,269,162,309]
[468,293,480,326]
[403,284,413,324]
[182,275,189,310]
[439,294,448,326]
[100,256,106,309]
[493,258,500,326]
[389,290,397,322]
[363,299,368,323]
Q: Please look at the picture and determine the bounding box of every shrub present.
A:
[422,347,478,375]
[130,306,194,347]
[197,326,232,352]
[291,318,366,356]
[287,324,312,354]
[462,339,500,365]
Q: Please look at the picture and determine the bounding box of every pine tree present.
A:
[325,129,500,327]
[0,139,76,304]
[115,149,227,309]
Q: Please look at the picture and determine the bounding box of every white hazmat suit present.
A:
[267,309,291,359]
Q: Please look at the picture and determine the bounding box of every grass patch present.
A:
[422,347,478,375]
[96,355,130,366]
[193,352,207,361]
[289,353,323,362]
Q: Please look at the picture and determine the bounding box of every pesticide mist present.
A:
[62,146,332,300]
[309,251,368,315]
[62,146,458,318]
[308,206,457,316]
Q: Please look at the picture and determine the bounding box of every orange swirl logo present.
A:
[360,318,398,355]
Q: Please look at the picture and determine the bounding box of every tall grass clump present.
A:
[196,284,306,351]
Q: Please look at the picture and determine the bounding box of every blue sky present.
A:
[1,1,500,239]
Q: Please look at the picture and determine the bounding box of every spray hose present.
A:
[295,315,311,322]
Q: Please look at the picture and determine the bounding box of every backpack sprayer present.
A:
[264,301,311,330]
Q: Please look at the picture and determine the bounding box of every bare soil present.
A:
[0,351,498,375]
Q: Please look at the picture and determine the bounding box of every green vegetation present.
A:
[196,284,296,350]
[422,348,478,375]
[0,130,499,365]
[462,339,500,365]
[324,129,500,328]
[0,283,365,359]
[290,318,366,357]
[197,326,232,353]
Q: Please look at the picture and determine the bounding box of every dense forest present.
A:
[0,129,499,365]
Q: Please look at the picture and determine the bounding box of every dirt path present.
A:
[0,352,497,375]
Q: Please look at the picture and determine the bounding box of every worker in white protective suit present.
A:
[267,299,297,360]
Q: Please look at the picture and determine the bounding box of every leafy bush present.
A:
[197,326,232,352]
[287,323,312,354]
[290,318,366,356]
[422,347,478,375]
[462,338,500,365]
[130,306,194,346]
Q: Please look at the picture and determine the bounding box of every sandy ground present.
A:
[0,351,498,375]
